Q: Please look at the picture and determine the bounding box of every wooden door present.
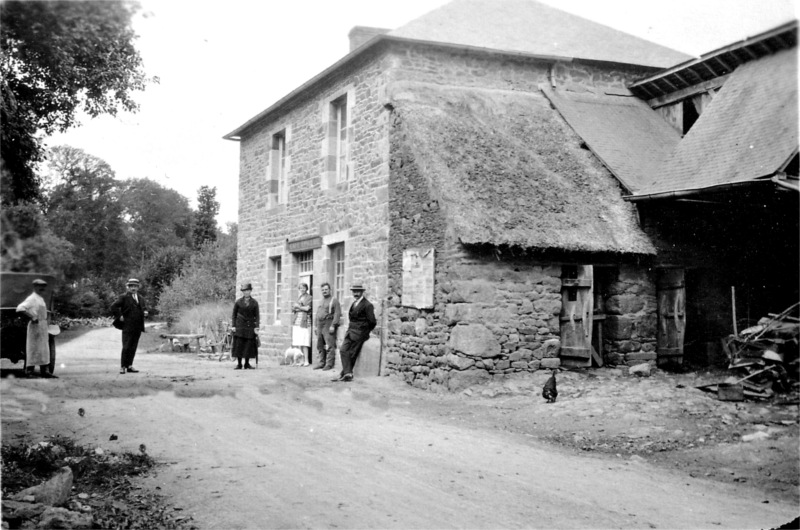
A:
[560,265,594,368]
[657,269,686,365]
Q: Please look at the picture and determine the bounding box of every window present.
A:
[273,257,282,322]
[272,130,287,203]
[331,95,349,183]
[296,251,313,274]
[267,127,290,207]
[331,243,345,302]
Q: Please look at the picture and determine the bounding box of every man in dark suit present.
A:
[111,278,148,374]
[332,283,376,382]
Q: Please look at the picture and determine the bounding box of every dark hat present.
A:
[32,279,48,286]
[241,283,253,291]
[126,278,140,286]
[350,283,365,291]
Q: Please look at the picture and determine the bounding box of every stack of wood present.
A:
[705,303,800,401]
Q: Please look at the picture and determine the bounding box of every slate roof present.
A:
[390,83,656,254]
[541,87,681,193]
[389,0,692,68]
[225,0,692,140]
[635,47,798,197]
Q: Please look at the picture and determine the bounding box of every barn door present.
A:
[657,269,686,365]
[560,265,593,368]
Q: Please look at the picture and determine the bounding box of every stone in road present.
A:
[1,327,796,529]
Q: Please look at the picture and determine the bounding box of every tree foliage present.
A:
[193,185,219,249]
[44,146,129,281]
[121,178,194,266]
[0,0,149,204]
[158,230,237,324]
[136,245,192,313]
[1,201,74,275]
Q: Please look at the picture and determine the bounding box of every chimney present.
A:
[348,26,390,52]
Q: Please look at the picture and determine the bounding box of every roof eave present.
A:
[223,33,672,142]
[624,175,779,201]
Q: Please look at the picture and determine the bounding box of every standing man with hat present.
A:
[111,278,148,374]
[332,282,376,382]
[16,278,56,378]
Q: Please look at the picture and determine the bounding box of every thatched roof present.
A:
[390,83,656,255]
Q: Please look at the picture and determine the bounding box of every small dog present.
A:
[284,347,304,366]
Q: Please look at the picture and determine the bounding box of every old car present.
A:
[0,272,59,375]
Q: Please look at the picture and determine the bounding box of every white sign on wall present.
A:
[402,248,435,309]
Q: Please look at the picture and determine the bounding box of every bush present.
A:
[173,302,230,344]
[157,235,236,324]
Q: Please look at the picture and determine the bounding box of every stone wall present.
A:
[386,42,658,93]
[602,266,658,366]
[235,48,393,361]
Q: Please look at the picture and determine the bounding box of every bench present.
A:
[159,333,205,353]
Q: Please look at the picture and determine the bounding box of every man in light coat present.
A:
[16,278,56,378]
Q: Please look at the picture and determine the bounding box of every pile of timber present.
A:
[703,303,799,401]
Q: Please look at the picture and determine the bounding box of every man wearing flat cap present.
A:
[16,279,56,378]
[111,278,148,374]
[332,282,376,382]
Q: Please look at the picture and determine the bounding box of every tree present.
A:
[1,201,74,275]
[0,0,150,205]
[121,178,194,266]
[137,245,192,312]
[193,185,219,249]
[44,146,129,281]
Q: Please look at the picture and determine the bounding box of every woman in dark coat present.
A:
[231,283,260,370]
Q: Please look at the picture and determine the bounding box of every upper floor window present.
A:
[331,95,349,183]
[267,127,290,207]
[273,130,287,203]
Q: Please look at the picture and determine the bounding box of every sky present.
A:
[46,0,798,227]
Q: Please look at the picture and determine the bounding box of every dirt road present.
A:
[2,327,797,529]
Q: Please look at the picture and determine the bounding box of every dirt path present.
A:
[2,327,797,529]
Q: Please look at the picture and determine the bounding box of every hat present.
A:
[350,283,365,291]
[241,283,253,291]
[126,278,140,286]
[32,279,48,286]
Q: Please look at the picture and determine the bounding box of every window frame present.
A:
[273,257,282,323]
[332,95,349,184]
[330,243,345,303]
[273,130,288,204]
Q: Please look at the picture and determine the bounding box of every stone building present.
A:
[224,0,797,390]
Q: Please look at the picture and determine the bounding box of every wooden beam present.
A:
[648,74,730,109]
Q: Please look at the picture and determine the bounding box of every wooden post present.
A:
[731,286,738,336]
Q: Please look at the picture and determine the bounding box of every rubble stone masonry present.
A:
[602,266,659,366]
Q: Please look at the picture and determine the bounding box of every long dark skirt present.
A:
[232,336,258,361]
